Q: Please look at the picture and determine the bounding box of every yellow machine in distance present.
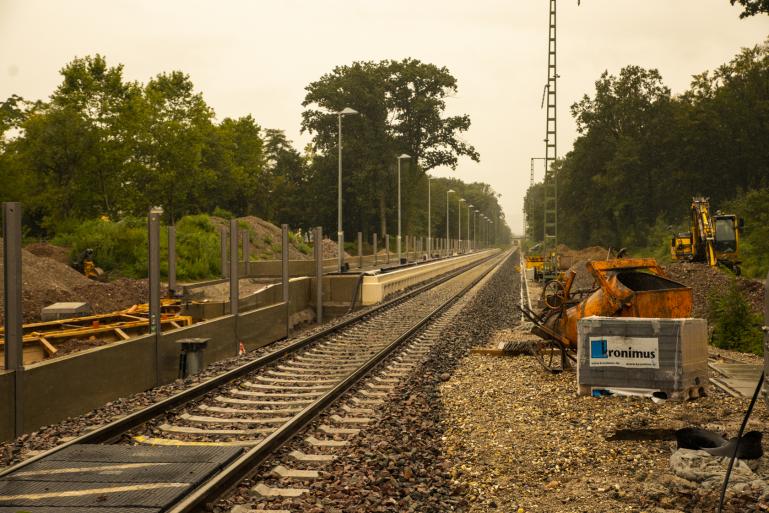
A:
[671,197,743,274]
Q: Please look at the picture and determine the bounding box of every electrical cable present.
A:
[716,371,764,513]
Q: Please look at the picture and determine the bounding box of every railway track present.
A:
[0,249,511,513]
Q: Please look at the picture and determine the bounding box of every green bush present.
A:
[175,214,221,280]
[707,279,764,355]
[53,217,148,277]
[288,232,311,255]
[211,207,234,220]
[53,214,222,280]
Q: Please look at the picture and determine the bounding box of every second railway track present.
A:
[0,249,512,513]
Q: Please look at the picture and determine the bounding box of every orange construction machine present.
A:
[519,258,692,372]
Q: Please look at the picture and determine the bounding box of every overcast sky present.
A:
[1,1,767,234]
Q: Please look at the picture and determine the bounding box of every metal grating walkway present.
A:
[0,445,242,512]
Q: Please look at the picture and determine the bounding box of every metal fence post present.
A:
[357,232,363,269]
[314,226,323,324]
[373,233,378,266]
[229,220,239,319]
[3,202,24,437]
[148,207,162,386]
[282,224,290,336]
[168,225,176,297]
[764,270,769,405]
[243,229,250,278]
[220,226,228,278]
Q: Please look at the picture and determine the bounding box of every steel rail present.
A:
[168,249,511,513]
[0,250,500,479]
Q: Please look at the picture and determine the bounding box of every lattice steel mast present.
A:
[542,0,558,253]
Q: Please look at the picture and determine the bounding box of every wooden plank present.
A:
[114,329,130,341]
[38,337,58,356]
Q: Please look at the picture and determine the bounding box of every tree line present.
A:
[0,56,511,245]
[524,38,769,274]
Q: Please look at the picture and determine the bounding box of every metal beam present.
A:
[167,226,176,296]
[148,207,162,386]
[229,219,239,319]
[314,227,323,324]
[3,202,23,437]
[282,225,290,336]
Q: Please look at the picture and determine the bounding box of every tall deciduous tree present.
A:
[731,0,769,17]
[301,59,479,237]
[133,71,214,221]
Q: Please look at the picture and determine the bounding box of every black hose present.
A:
[716,371,764,513]
[347,273,365,314]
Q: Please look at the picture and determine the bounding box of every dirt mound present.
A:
[553,246,611,290]
[320,237,350,259]
[209,215,351,261]
[0,242,148,324]
[25,242,71,264]
[662,262,763,318]
[557,244,610,262]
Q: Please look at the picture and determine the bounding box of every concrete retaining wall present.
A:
[0,371,15,441]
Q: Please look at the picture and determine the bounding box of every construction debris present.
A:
[0,241,148,324]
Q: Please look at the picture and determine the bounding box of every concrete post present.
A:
[242,229,250,278]
[314,226,323,324]
[168,226,176,297]
[148,207,162,386]
[282,224,290,336]
[357,231,363,269]
[220,226,228,278]
[373,233,378,266]
[385,234,390,263]
[229,219,239,319]
[3,202,23,437]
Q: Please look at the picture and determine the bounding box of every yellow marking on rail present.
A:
[0,482,187,501]
[133,435,261,447]
[13,462,171,477]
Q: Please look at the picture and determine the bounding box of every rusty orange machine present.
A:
[519,258,692,372]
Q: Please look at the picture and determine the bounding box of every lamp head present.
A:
[398,153,411,160]
[339,107,358,115]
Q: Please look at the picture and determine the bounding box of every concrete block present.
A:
[577,316,708,400]
[41,302,92,321]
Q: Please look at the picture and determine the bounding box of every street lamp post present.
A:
[396,154,410,264]
[446,189,454,256]
[337,107,358,272]
[473,210,478,251]
[458,198,465,253]
[466,204,472,253]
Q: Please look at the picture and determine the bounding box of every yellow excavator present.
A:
[72,248,106,280]
[671,197,743,275]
